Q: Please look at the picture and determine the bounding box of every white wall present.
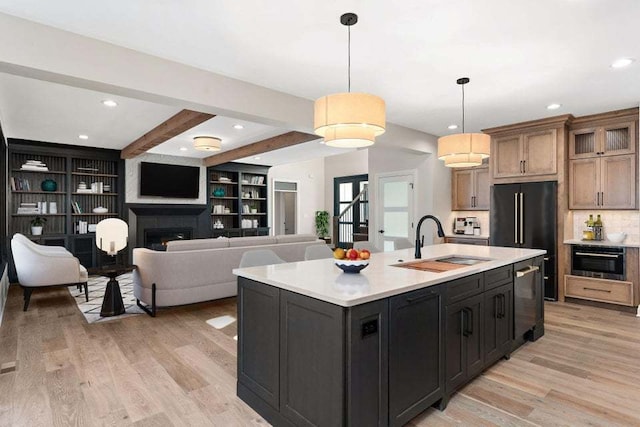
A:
[268,158,325,235]
[125,153,206,204]
[368,124,451,250]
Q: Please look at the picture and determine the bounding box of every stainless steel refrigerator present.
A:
[490,181,557,300]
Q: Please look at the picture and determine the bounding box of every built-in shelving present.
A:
[208,163,270,236]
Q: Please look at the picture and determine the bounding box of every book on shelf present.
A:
[76,220,88,234]
[20,161,49,171]
[71,201,83,214]
[10,177,31,191]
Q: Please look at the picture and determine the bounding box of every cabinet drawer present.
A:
[484,265,513,291]
[444,237,489,246]
[564,275,634,306]
[446,273,484,304]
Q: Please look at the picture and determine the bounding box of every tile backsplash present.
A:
[570,211,640,244]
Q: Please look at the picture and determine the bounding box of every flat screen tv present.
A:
[139,162,200,199]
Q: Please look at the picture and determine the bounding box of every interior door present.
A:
[283,192,296,234]
[377,174,414,252]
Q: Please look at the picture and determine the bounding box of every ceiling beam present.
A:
[120,109,215,159]
[203,131,319,167]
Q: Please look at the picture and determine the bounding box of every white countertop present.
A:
[563,239,640,248]
[233,244,546,307]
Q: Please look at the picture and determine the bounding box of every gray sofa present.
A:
[132,234,324,315]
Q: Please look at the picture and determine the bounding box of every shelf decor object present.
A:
[30,216,47,236]
[194,136,222,151]
[314,13,385,148]
[213,188,225,197]
[437,77,490,168]
[40,178,57,192]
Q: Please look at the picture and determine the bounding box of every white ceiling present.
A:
[0,0,637,137]
[0,1,638,168]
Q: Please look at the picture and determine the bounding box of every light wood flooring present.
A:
[1,284,639,426]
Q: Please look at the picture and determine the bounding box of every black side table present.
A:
[88,265,136,317]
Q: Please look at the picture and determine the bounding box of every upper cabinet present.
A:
[452,165,489,211]
[568,109,638,210]
[492,129,557,178]
[569,122,636,159]
[485,116,571,182]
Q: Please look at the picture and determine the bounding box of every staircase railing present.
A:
[332,185,368,248]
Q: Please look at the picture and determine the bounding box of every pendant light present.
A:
[437,78,490,167]
[314,13,386,148]
[193,136,222,151]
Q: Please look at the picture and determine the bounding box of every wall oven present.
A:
[571,245,625,281]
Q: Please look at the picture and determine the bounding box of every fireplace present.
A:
[127,204,210,251]
[144,227,193,250]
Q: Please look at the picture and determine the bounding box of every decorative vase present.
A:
[41,179,57,192]
[213,188,225,197]
[31,226,43,236]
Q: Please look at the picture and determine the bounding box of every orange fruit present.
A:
[333,248,346,259]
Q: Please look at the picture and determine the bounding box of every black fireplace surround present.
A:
[127,204,210,250]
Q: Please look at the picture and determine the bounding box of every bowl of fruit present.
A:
[333,248,371,273]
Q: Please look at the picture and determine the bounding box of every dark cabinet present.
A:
[237,279,280,410]
[279,290,345,427]
[445,294,484,392]
[483,283,513,366]
[389,286,444,427]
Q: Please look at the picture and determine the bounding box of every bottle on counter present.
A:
[593,214,603,241]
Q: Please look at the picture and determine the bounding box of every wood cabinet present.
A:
[492,129,557,179]
[569,154,636,209]
[569,121,636,159]
[208,162,270,235]
[389,286,443,426]
[568,109,638,209]
[444,236,489,246]
[564,275,634,306]
[452,166,489,210]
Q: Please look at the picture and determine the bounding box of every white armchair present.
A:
[11,233,88,311]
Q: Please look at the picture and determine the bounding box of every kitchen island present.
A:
[233,244,545,427]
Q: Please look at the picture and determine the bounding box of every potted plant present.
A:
[315,210,330,241]
[30,216,47,236]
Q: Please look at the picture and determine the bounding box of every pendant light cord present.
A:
[347,23,351,93]
[461,82,465,133]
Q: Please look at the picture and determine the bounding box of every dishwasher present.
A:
[513,256,545,346]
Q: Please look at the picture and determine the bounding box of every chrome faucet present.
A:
[415,215,445,259]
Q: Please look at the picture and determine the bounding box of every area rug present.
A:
[69,272,145,324]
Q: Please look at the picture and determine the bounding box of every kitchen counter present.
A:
[233,243,544,307]
[235,243,545,426]
[563,239,640,248]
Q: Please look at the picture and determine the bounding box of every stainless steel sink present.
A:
[435,256,492,265]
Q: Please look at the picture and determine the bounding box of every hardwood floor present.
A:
[1,284,639,426]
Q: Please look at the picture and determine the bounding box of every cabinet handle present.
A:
[519,160,523,174]
[516,265,540,277]
[406,292,435,304]
[583,287,611,293]
[499,294,506,319]
[494,295,500,319]
[600,192,604,206]
[519,192,524,245]
[522,160,526,173]
[514,193,518,244]
[462,307,473,336]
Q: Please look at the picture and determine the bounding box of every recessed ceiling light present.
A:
[253,156,261,160]
[448,124,458,130]
[611,58,634,69]
[102,99,118,107]
[78,134,89,140]
[233,124,244,130]
[179,147,188,151]
[546,103,562,110]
